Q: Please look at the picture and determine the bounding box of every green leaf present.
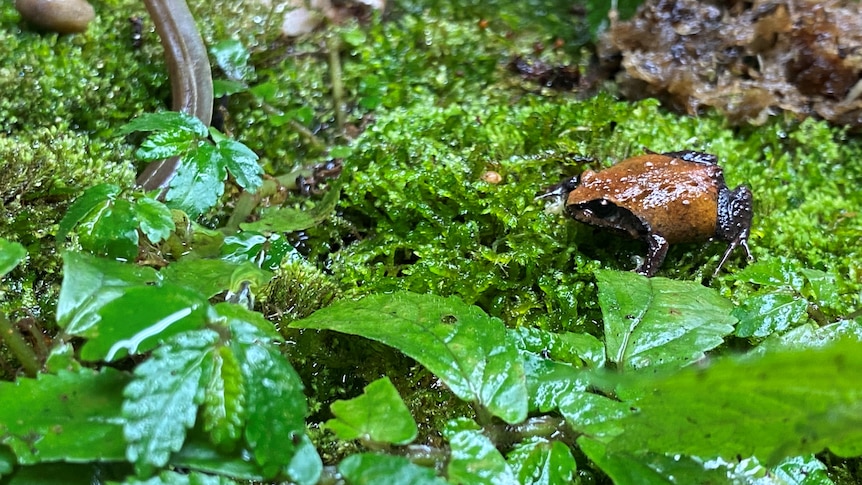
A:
[325,377,417,445]
[338,453,447,485]
[221,232,297,271]
[522,351,588,413]
[159,258,271,299]
[733,292,810,338]
[0,369,129,464]
[117,111,209,138]
[239,207,317,233]
[772,455,833,485]
[752,320,862,355]
[123,330,220,476]
[136,130,198,160]
[57,251,159,335]
[135,196,175,244]
[240,179,342,233]
[0,446,13,476]
[444,418,517,485]
[201,345,246,449]
[286,434,324,485]
[56,183,120,242]
[119,470,235,485]
[166,145,226,218]
[577,437,676,485]
[507,437,577,485]
[218,138,262,191]
[0,238,26,277]
[596,270,736,371]
[734,257,806,290]
[608,340,862,464]
[511,326,605,368]
[6,462,129,485]
[557,391,630,440]
[80,283,209,361]
[212,79,248,97]
[224,305,305,475]
[292,291,528,424]
[77,197,140,260]
[210,39,254,82]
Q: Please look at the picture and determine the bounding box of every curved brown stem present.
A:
[136,0,214,191]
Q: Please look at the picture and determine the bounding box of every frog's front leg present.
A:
[636,233,669,277]
[715,185,754,275]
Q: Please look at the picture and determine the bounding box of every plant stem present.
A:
[327,34,347,131]
[0,312,40,377]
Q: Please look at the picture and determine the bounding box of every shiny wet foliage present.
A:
[1,0,861,484]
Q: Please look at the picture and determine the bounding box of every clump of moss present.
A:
[259,258,341,326]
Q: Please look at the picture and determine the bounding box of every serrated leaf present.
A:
[292,291,528,424]
[166,146,226,218]
[56,183,120,242]
[507,437,577,485]
[136,130,198,160]
[338,453,447,485]
[218,138,262,191]
[444,418,517,485]
[0,369,129,464]
[56,251,159,335]
[135,196,174,243]
[224,305,305,475]
[77,197,140,260]
[734,257,806,290]
[117,111,209,138]
[123,330,220,476]
[0,238,26,277]
[609,340,862,464]
[596,270,736,371]
[733,292,810,338]
[752,320,862,355]
[326,377,417,445]
[80,283,208,361]
[202,345,246,448]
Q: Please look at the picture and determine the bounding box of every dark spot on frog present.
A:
[558,150,753,277]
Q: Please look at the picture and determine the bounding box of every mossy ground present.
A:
[1,0,861,478]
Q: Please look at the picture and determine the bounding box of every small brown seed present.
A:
[15,0,95,34]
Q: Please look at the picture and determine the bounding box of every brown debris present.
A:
[598,0,862,128]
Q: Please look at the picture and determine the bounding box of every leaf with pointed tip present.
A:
[444,418,517,485]
[202,345,246,449]
[123,330,220,476]
[507,437,577,485]
[118,111,209,138]
[135,196,175,244]
[223,305,305,476]
[292,291,528,424]
[166,145,227,218]
[326,377,417,445]
[596,270,735,371]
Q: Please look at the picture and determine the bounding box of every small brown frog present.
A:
[551,150,753,277]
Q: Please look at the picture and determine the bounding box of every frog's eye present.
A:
[588,199,617,219]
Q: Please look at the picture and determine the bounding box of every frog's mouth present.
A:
[567,199,649,240]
